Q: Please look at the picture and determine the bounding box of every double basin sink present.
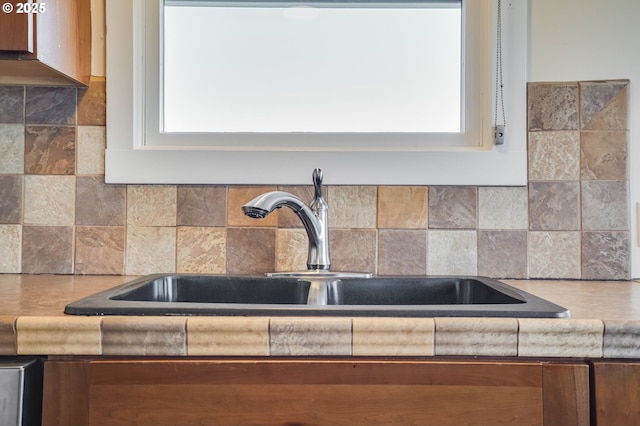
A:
[65,274,569,318]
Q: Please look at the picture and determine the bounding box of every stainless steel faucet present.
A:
[242,168,330,271]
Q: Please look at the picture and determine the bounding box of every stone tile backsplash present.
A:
[0,79,631,279]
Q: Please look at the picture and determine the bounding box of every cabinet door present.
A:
[593,361,640,425]
[43,358,589,426]
[0,1,34,52]
[0,0,90,86]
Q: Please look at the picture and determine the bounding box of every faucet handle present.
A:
[312,168,323,200]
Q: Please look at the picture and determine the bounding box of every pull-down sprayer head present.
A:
[241,206,269,219]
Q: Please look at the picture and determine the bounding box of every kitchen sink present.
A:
[64,274,569,318]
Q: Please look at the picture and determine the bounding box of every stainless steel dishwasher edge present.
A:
[0,357,43,426]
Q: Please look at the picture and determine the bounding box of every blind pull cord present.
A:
[494,0,506,145]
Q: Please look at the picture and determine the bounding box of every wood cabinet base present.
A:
[592,361,640,425]
[43,358,589,426]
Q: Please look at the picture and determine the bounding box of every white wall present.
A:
[528,0,640,277]
[91,0,105,77]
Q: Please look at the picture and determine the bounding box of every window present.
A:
[106,0,527,185]
[163,1,461,134]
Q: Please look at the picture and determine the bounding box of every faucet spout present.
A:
[242,170,330,271]
[242,191,310,219]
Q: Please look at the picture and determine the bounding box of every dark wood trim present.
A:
[542,363,590,426]
[42,359,91,426]
[592,361,640,425]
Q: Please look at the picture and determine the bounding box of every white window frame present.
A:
[105,0,528,185]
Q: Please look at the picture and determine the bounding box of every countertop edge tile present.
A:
[603,320,640,358]
[518,318,604,358]
[187,317,269,356]
[102,316,187,356]
[16,316,102,355]
[435,318,518,356]
[352,317,434,356]
[270,317,352,356]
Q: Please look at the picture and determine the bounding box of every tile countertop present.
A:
[1,274,640,358]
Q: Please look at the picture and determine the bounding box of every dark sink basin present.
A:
[64,274,569,318]
[110,276,309,305]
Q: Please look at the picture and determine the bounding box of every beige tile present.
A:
[528,231,580,279]
[428,186,477,229]
[528,182,580,231]
[603,320,640,358]
[24,175,75,225]
[0,316,16,355]
[328,186,377,228]
[377,186,427,229]
[17,316,102,355]
[0,124,24,173]
[187,317,269,356]
[582,181,628,231]
[518,319,603,357]
[75,226,125,275]
[275,228,308,272]
[528,131,580,180]
[0,175,22,224]
[102,317,186,356]
[127,185,177,227]
[270,318,351,356]
[478,231,527,279]
[329,229,376,274]
[76,176,126,226]
[353,318,434,356]
[76,125,105,175]
[580,80,628,131]
[527,82,579,131]
[77,76,106,126]
[582,231,630,280]
[378,229,426,275]
[177,226,226,274]
[24,125,76,174]
[427,230,477,275]
[581,131,627,180]
[435,318,518,356]
[0,225,21,273]
[226,227,276,275]
[478,187,528,230]
[177,185,226,227]
[228,186,277,227]
[125,226,176,275]
[22,226,74,274]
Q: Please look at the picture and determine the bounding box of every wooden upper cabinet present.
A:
[0,3,34,52]
[0,0,91,86]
